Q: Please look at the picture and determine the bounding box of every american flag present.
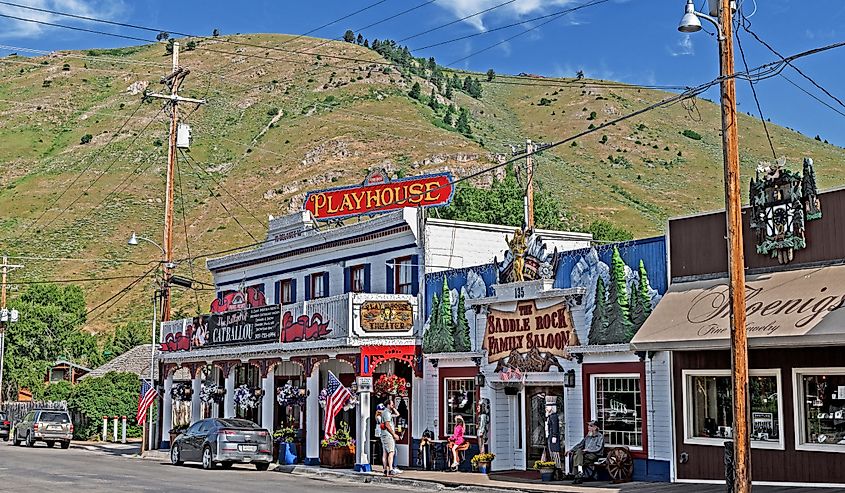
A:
[136,379,158,424]
[323,371,351,439]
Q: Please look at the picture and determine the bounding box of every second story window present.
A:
[281,279,295,305]
[395,257,413,295]
[310,272,327,299]
[351,265,366,293]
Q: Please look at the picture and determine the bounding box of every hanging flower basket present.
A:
[276,381,308,407]
[234,384,261,410]
[200,383,225,404]
[373,374,409,398]
[171,382,193,402]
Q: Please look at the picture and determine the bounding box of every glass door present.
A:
[525,387,564,465]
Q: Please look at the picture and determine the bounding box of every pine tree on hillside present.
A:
[453,292,471,352]
[443,104,455,126]
[364,39,369,48]
[605,247,632,343]
[409,82,421,100]
[357,33,364,45]
[445,84,454,100]
[588,276,609,345]
[456,108,472,137]
[344,30,355,43]
[428,88,439,111]
[372,39,381,50]
[486,68,495,82]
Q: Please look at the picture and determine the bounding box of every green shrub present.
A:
[80,134,93,145]
[69,372,145,439]
[681,129,702,140]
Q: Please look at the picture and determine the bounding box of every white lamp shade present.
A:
[678,12,702,32]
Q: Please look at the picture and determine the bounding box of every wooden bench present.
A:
[586,446,633,483]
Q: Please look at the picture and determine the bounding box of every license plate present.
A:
[47,426,62,431]
[239,445,257,452]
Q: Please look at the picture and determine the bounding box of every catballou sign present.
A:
[204,304,281,347]
[304,171,454,220]
[483,300,579,363]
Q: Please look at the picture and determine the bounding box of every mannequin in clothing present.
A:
[545,402,563,481]
[477,399,490,455]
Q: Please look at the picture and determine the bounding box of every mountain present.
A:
[1,33,843,335]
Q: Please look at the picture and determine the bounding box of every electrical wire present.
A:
[734,23,777,159]
[5,100,145,246]
[84,265,158,323]
[12,274,150,285]
[176,156,202,313]
[7,255,158,265]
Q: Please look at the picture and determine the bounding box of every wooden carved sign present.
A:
[483,300,579,371]
[361,301,413,332]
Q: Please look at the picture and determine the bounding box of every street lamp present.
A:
[676,1,750,492]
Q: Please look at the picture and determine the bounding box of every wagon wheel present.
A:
[605,448,633,483]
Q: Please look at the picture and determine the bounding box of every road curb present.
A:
[273,465,534,493]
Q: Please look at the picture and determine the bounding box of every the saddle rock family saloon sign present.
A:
[304,170,454,221]
[483,300,580,365]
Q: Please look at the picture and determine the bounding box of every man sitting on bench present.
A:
[566,420,604,484]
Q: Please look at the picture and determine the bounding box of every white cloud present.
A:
[0,0,128,39]
[669,34,694,57]
[437,0,577,31]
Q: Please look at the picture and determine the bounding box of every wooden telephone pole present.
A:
[0,255,23,404]
[146,41,205,324]
[512,139,549,231]
[717,0,751,490]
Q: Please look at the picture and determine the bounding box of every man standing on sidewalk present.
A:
[566,420,604,484]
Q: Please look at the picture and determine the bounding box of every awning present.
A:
[631,264,845,350]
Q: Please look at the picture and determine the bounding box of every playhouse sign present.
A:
[304,171,454,220]
[483,300,579,363]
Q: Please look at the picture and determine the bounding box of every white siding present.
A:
[491,388,514,471]
[421,360,440,436]
[647,351,672,461]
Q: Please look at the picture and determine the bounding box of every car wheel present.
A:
[170,444,184,466]
[220,462,233,469]
[25,432,35,448]
[12,432,20,447]
[46,441,55,448]
[201,445,215,470]
[255,462,270,471]
[60,441,70,450]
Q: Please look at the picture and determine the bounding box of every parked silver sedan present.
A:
[170,418,273,471]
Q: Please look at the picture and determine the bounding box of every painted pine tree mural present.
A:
[423,278,455,353]
[453,292,471,351]
[605,247,632,343]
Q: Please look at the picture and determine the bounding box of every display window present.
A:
[444,377,477,437]
[682,369,783,449]
[591,374,643,449]
[794,368,845,452]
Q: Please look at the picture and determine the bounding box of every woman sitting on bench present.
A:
[447,416,467,471]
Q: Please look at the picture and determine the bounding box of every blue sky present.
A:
[2,0,845,145]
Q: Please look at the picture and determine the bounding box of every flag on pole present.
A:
[323,371,351,439]
[137,379,158,424]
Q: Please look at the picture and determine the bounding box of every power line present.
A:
[398,0,516,43]
[84,265,158,323]
[778,73,845,119]
[734,19,776,159]
[6,100,145,247]
[176,157,202,314]
[30,103,167,239]
[446,0,610,67]
[412,0,608,52]
[176,42,845,265]
[0,11,153,43]
[7,255,157,265]
[13,274,150,285]
[275,0,392,48]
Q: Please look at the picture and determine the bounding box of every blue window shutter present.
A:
[363,264,371,293]
[323,272,330,297]
[411,255,420,296]
[343,267,351,293]
[274,280,281,305]
[291,279,297,303]
[386,261,395,294]
[304,276,311,301]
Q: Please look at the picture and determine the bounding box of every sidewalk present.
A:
[72,439,142,458]
[273,465,835,493]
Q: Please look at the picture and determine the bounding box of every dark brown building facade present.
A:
[634,186,845,486]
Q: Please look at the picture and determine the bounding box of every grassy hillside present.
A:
[1,33,843,335]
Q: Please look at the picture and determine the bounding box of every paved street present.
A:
[0,440,405,493]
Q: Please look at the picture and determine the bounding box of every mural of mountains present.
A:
[2,33,844,334]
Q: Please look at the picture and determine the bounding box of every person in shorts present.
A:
[380,396,401,477]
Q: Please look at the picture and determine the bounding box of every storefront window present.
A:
[281,279,294,305]
[796,370,845,450]
[444,378,476,436]
[593,375,642,448]
[395,257,413,295]
[350,265,366,293]
[684,370,782,447]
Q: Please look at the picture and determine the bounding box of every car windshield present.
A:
[218,419,260,429]
[40,412,70,423]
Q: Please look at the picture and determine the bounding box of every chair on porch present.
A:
[451,442,470,471]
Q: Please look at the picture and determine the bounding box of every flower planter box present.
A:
[477,462,490,474]
[279,442,298,465]
[319,445,355,468]
[168,431,182,447]
[539,468,555,481]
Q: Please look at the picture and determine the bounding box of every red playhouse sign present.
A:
[304,171,454,220]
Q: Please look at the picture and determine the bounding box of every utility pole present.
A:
[144,41,205,453]
[145,41,206,324]
[0,255,23,404]
[510,139,551,231]
[718,0,751,491]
